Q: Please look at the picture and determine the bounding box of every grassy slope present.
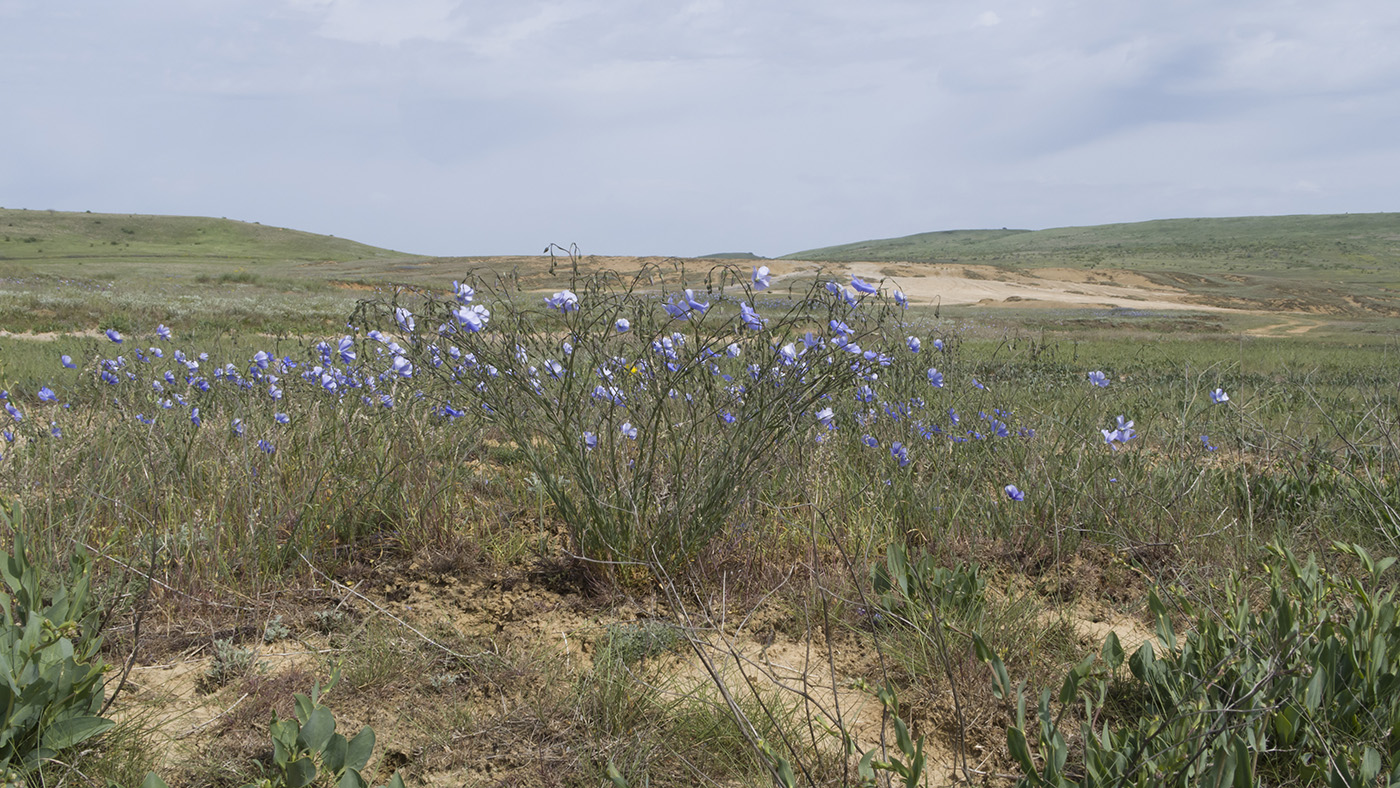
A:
[785,213,1400,319]
[0,208,415,280]
[782,213,1400,271]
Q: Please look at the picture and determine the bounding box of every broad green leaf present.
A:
[1360,747,1382,784]
[1102,631,1125,671]
[285,756,318,788]
[39,715,113,750]
[347,726,376,771]
[1007,727,1034,774]
[894,717,913,755]
[298,706,336,753]
[322,732,348,774]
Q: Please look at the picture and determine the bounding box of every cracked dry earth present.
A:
[107,556,1152,787]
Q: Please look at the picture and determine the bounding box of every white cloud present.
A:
[2,0,1398,255]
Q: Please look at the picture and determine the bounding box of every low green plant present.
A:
[600,620,683,666]
[141,670,403,788]
[263,615,292,644]
[0,511,113,776]
[204,639,263,689]
[976,541,1400,787]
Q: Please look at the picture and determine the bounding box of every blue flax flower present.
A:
[61,355,76,369]
[890,442,909,467]
[38,386,57,403]
[739,302,766,330]
[927,369,944,388]
[850,275,878,295]
[620,422,638,440]
[906,337,921,353]
[105,329,122,343]
[1087,370,1109,387]
[753,266,772,291]
[545,290,579,312]
[1004,485,1024,502]
[1210,388,1229,404]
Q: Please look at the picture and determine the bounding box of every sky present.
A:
[3,1,1398,258]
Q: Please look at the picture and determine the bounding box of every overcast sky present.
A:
[3,1,1398,257]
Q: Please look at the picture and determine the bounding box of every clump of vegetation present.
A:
[976,541,1400,787]
[204,639,264,689]
[0,510,112,776]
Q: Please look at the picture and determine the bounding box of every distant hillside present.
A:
[784,214,1400,273]
[0,208,412,268]
[697,252,765,260]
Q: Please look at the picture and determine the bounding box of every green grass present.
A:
[785,213,1400,320]
[4,219,1400,784]
[784,213,1400,271]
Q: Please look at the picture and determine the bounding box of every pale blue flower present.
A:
[61,354,76,369]
[38,386,57,403]
[4,402,21,422]
[190,407,201,427]
[156,324,172,340]
[1200,434,1217,452]
[906,337,921,353]
[1210,388,1229,404]
[392,356,413,377]
[583,431,598,450]
[545,290,579,312]
[1087,370,1109,387]
[253,350,271,369]
[862,434,878,448]
[890,442,909,467]
[816,407,835,429]
[275,412,290,424]
[452,280,475,303]
[894,291,908,309]
[258,439,275,454]
[49,422,61,439]
[232,418,244,436]
[395,307,416,332]
[684,289,709,312]
[105,329,122,343]
[927,369,944,388]
[620,422,638,440]
[1004,485,1024,502]
[739,302,766,330]
[615,318,631,333]
[753,265,772,291]
[933,339,945,351]
[777,343,798,366]
[453,303,490,332]
[850,275,878,295]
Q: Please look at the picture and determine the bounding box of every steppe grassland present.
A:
[2,210,1400,785]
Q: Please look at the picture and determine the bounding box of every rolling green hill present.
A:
[783,213,1400,274]
[0,208,415,278]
